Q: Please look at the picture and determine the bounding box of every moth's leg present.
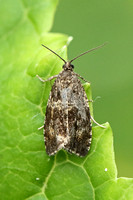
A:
[75,73,90,83]
[91,115,105,128]
[38,125,44,130]
[88,96,102,104]
[88,100,93,102]
[36,74,58,83]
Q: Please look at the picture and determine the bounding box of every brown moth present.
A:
[37,43,105,156]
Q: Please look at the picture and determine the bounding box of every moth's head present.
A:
[62,62,74,71]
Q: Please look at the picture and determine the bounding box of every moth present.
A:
[37,43,105,156]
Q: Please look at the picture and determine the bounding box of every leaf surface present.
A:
[0,0,133,200]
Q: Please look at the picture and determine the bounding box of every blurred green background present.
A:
[52,0,133,177]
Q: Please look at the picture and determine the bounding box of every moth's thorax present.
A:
[63,62,74,71]
[55,69,76,90]
[59,69,75,82]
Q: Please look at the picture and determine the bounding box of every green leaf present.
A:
[0,0,133,200]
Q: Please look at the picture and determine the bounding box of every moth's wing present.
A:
[44,72,92,157]
[64,77,92,156]
[44,78,68,156]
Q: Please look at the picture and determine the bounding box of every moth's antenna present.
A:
[41,44,66,63]
[70,42,107,63]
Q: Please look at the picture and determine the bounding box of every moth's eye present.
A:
[63,64,65,69]
[71,64,74,69]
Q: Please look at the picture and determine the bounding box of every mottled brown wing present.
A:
[44,70,92,156]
